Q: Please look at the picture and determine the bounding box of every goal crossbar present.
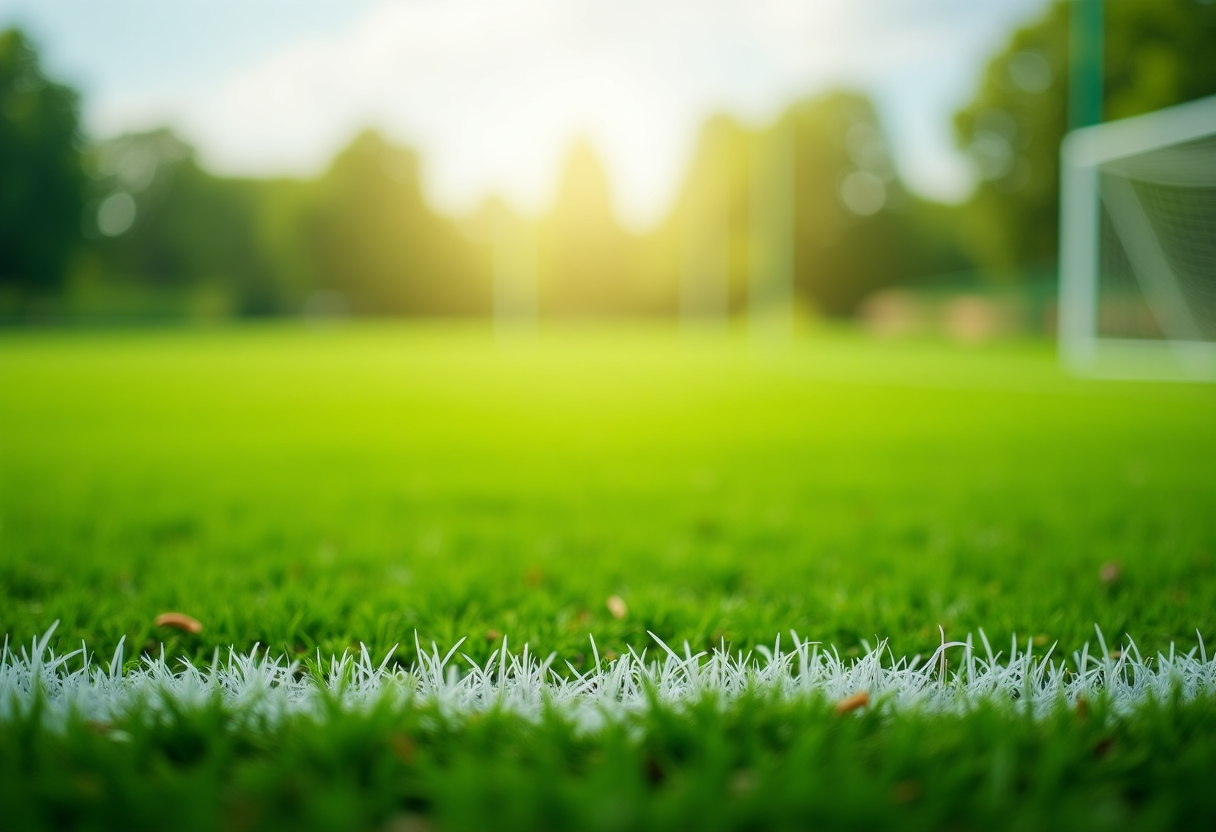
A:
[1059,94,1216,381]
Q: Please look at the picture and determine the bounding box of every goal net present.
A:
[1059,95,1216,381]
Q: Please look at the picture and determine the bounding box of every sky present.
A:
[1,0,1050,229]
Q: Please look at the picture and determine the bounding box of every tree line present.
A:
[3,1,1214,322]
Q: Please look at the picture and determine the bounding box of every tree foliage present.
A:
[1,26,976,321]
[300,131,489,317]
[76,105,967,320]
[0,28,85,296]
[955,0,1216,280]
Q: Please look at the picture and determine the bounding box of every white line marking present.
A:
[3,623,1213,732]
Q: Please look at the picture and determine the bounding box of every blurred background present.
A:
[2,0,1215,337]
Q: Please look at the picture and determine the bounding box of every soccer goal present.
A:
[1059,94,1216,381]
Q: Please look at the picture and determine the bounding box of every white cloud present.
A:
[84,0,1049,226]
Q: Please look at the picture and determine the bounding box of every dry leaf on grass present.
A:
[606,595,628,620]
[153,612,203,634]
[833,690,870,715]
[388,732,416,764]
[890,780,921,804]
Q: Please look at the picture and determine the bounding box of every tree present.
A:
[666,115,752,318]
[645,93,965,319]
[86,129,292,316]
[955,0,1216,281]
[537,138,630,317]
[302,131,489,316]
[786,92,950,316]
[0,29,86,300]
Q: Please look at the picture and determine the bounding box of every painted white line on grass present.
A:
[3,623,1213,732]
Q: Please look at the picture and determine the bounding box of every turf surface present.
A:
[2,323,1215,830]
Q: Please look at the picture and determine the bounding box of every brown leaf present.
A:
[728,769,757,796]
[153,612,203,634]
[382,813,433,832]
[890,780,921,804]
[643,756,665,784]
[606,595,628,620]
[1099,561,1121,586]
[833,690,870,715]
[388,732,416,764]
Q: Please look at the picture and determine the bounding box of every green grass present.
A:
[7,694,1216,832]
[2,323,1216,830]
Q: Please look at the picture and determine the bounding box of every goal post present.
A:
[1058,94,1216,381]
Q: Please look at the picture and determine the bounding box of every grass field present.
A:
[3,323,1216,830]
